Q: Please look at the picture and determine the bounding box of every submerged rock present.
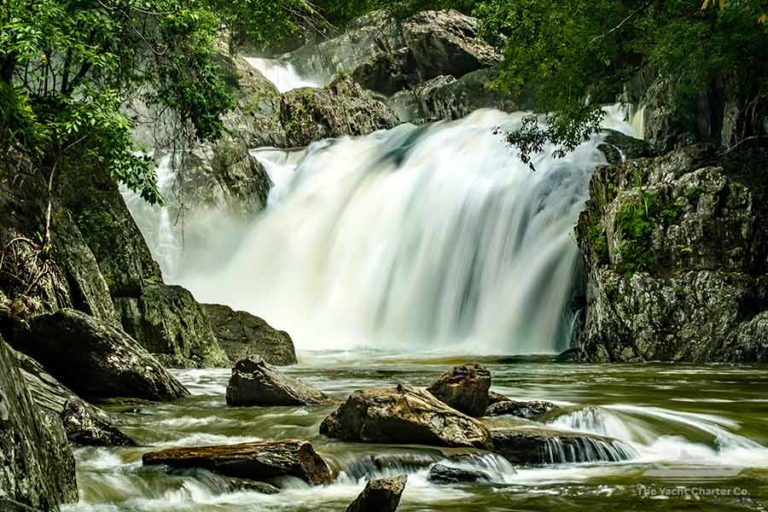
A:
[0,335,78,510]
[203,304,297,365]
[226,355,333,406]
[13,349,134,447]
[484,400,558,421]
[427,364,491,417]
[346,475,407,512]
[281,76,398,147]
[320,384,492,449]
[427,462,491,485]
[491,427,635,465]
[11,309,189,402]
[142,440,333,486]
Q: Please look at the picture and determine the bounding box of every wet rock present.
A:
[320,384,493,449]
[428,462,491,484]
[226,355,334,406]
[346,475,407,512]
[491,427,635,465]
[13,349,134,447]
[427,364,491,417]
[576,145,768,362]
[485,400,558,421]
[344,450,444,480]
[281,76,398,147]
[10,309,189,402]
[203,304,297,365]
[597,129,657,165]
[0,334,78,510]
[143,440,333,486]
[488,391,510,405]
[115,285,229,369]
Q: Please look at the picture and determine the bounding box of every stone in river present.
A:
[484,399,558,421]
[427,363,491,417]
[142,440,333,486]
[346,475,407,512]
[225,355,335,406]
[320,384,492,449]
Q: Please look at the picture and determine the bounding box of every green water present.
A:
[66,353,768,511]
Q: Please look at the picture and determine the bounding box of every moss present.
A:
[685,184,702,203]
[586,224,609,264]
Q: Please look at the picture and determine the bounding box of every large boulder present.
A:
[10,309,189,402]
[576,145,768,362]
[226,355,333,406]
[281,76,398,147]
[346,475,407,512]
[114,285,229,369]
[203,304,297,365]
[13,349,134,447]
[0,335,78,510]
[142,440,333,486]
[491,427,635,465]
[427,364,490,417]
[320,384,492,449]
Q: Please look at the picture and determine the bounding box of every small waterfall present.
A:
[542,436,636,464]
[244,57,322,92]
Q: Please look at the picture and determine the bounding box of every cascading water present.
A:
[244,57,323,92]
[180,109,630,354]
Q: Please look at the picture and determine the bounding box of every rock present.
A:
[485,400,558,421]
[281,76,398,147]
[491,427,635,465]
[226,355,333,406]
[346,475,407,512]
[203,304,297,365]
[576,145,768,362]
[716,311,768,362]
[10,309,189,401]
[13,349,135,447]
[0,334,78,510]
[114,285,229,369]
[597,129,657,165]
[142,440,333,486]
[427,364,491,417]
[344,451,444,480]
[320,384,492,449]
[428,462,491,485]
[487,391,510,405]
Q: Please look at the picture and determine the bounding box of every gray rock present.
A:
[143,440,333,486]
[10,309,189,401]
[13,349,134,447]
[320,384,493,449]
[428,461,491,485]
[491,427,635,465]
[226,355,333,406]
[203,304,297,365]
[427,364,491,417]
[485,400,558,421]
[597,129,657,165]
[346,475,407,512]
[0,335,77,510]
[281,76,398,147]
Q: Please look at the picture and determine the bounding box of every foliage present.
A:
[473,0,768,161]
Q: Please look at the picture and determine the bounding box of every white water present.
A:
[244,57,322,92]
[179,110,632,353]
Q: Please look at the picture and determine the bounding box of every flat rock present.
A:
[226,355,334,406]
[491,427,635,465]
[143,440,333,486]
[484,400,558,421]
[10,309,189,402]
[320,384,492,449]
[203,304,297,365]
[346,475,407,512]
[427,462,491,484]
[427,364,491,417]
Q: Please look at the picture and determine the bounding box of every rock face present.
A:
[485,400,558,421]
[427,364,490,417]
[13,349,134,447]
[0,335,78,510]
[320,384,492,449]
[203,304,297,365]
[346,475,407,512]
[114,285,229,369]
[576,145,768,362]
[142,440,332,486]
[10,309,189,401]
[226,355,333,406]
[281,76,398,147]
[491,427,635,465]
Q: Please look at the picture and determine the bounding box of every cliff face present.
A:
[576,144,768,362]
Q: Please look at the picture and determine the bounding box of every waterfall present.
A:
[171,109,632,354]
[244,57,322,92]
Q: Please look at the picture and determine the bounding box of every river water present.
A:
[66,353,768,511]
